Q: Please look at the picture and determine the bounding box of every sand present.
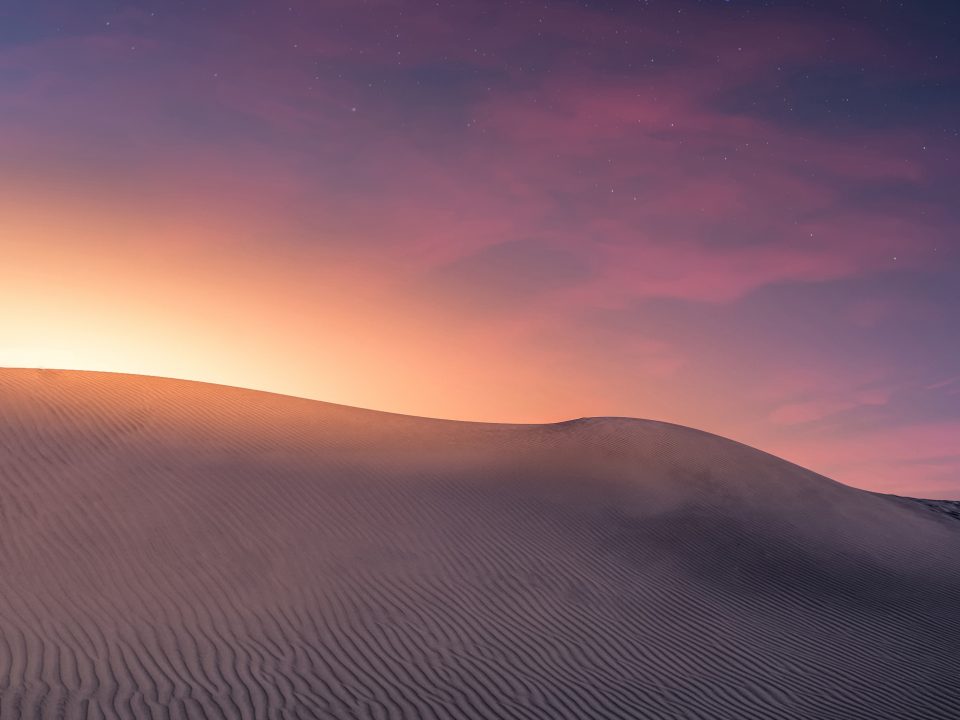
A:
[0,368,957,719]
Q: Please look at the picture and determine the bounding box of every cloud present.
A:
[769,389,891,426]
[3,3,948,310]
[415,239,590,313]
[769,421,960,498]
[2,0,958,497]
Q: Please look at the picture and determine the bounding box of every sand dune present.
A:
[0,369,957,719]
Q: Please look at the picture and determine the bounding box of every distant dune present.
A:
[0,369,958,719]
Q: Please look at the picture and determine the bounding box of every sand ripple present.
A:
[0,369,958,719]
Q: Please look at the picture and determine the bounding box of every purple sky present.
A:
[2,0,959,497]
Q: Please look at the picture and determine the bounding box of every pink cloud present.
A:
[769,422,960,498]
[1,2,946,312]
[769,389,891,426]
[926,377,960,392]
[3,0,957,500]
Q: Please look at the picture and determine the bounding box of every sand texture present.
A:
[0,368,958,719]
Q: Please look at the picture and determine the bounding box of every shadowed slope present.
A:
[0,368,958,719]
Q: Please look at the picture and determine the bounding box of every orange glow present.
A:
[1,187,619,424]
[2,0,957,501]
[5,185,959,499]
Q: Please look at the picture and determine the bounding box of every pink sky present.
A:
[2,0,958,497]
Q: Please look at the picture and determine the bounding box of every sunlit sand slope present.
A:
[0,369,958,719]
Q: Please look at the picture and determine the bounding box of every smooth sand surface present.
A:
[0,369,958,719]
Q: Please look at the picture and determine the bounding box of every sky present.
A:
[1,0,958,497]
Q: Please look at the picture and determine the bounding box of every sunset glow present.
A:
[3,1,958,497]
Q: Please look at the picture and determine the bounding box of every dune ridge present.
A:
[0,368,958,719]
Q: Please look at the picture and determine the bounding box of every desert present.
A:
[0,368,956,719]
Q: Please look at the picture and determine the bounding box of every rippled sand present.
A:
[0,369,957,719]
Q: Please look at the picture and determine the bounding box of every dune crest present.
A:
[0,368,958,719]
